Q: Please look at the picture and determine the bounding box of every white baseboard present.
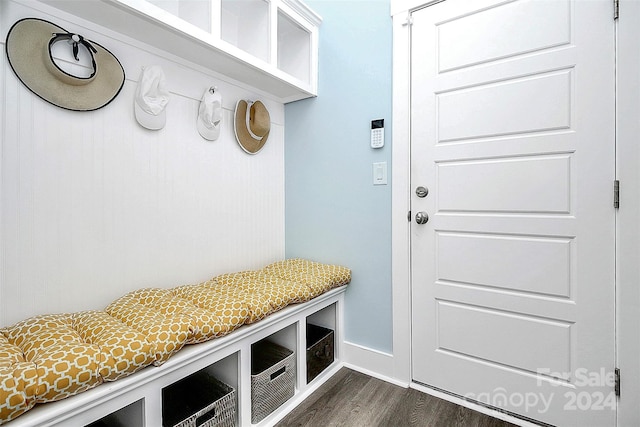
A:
[342,340,409,388]
[342,362,409,388]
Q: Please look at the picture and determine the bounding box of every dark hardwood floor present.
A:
[276,368,519,427]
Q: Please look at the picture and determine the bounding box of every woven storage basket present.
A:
[251,340,296,424]
[306,323,334,383]
[162,370,236,427]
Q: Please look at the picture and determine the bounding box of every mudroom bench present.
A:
[1,260,349,426]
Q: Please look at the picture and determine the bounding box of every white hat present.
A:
[134,65,169,130]
[197,88,222,141]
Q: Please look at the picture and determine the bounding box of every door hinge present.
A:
[614,180,620,209]
[615,368,621,397]
[407,210,412,222]
[614,0,619,20]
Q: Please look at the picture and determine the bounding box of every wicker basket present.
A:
[251,340,296,424]
[162,370,236,427]
[306,323,334,383]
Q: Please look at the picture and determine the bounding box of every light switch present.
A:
[373,162,387,185]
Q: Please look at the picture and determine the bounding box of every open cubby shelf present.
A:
[221,0,271,63]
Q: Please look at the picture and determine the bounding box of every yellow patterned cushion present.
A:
[105,293,190,366]
[214,271,310,311]
[72,311,156,382]
[2,314,79,362]
[156,298,218,344]
[2,314,103,403]
[0,334,38,425]
[33,342,102,403]
[0,336,24,366]
[213,271,296,312]
[262,259,351,298]
[113,288,218,345]
[199,278,273,324]
[172,284,249,336]
[0,361,38,425]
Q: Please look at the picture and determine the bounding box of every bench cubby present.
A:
[162,354,237,427]
[305,304,337,384]
[250,339,296,423]
[84,400,144,427]
[305,324,334,384]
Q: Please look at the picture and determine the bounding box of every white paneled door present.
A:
[410,1,616,426]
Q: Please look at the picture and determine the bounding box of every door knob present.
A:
[416,186,429,198]
[415,211,429,224]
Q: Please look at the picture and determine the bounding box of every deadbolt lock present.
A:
[416,186,429,198]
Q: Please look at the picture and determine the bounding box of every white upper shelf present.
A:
[39,0,321,103]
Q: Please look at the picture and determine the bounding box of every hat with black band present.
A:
[5,18,125,111]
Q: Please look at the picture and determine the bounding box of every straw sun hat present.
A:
[5,18,125,111]
[234,99,271,154]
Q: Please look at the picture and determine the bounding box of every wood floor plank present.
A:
[280,369,371,426]
[276,368,519,427]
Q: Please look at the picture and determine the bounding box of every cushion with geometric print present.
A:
[0,334,39,425]
[72,311,156,382]
[104,294,191,366]
[1,314,103,403]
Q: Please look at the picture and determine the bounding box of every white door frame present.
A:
[390,1,640,425]
[614,1,640,425]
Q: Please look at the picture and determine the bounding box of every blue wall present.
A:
[284,0,393,353]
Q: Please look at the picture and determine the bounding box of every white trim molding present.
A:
[342,341,409,388]
[616,1,640,425]
[345,7,414,389]
[389,9,413,386]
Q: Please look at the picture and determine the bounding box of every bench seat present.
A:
[0,259,350,425]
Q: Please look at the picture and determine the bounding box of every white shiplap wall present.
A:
[0,0,285,327]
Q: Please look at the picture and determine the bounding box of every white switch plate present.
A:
[373,162,387,185]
